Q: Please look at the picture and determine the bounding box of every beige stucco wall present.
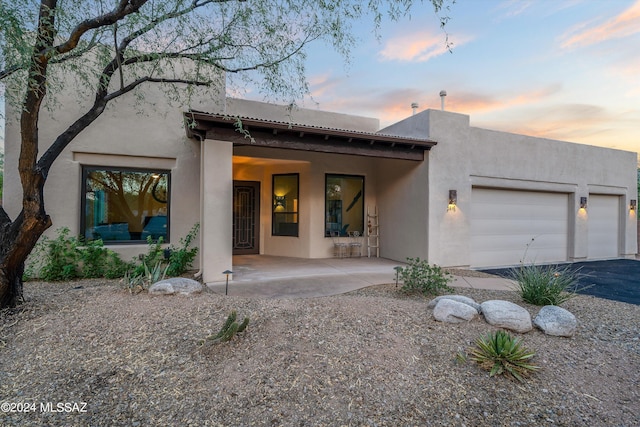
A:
[4,71,224,266]
[382,109,638,267]
[373,158,429,262]
[201,139,233,282]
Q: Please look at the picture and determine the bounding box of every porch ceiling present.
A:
[184,110,437,161]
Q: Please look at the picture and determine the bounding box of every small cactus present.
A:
[203,310,250,344]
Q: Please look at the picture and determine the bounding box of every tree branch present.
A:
[0,31,104,81]
[50,0,148,58]
[37,75,211,173]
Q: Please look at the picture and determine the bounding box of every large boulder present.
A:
[533,305,577,337]
[433,299,479,323]
[149,278,203,296]
[427,295,481,313]
[480,300,532,333]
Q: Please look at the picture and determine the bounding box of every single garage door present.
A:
[588,194,619,259]
[471,188,569,268]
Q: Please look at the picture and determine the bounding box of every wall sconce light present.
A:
[274,195,286,209]
[580,197,588,210]
[630,199,637,211]
[448,190,457,211]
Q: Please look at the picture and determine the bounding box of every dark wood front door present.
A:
[233,181,260,254]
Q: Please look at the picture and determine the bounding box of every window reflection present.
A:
[82,167,170,243]
[272,173,299,236]
[325,174,364,237]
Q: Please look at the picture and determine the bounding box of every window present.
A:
[325,174,364,237]
[272,173,299,236]
[81,167,170,243]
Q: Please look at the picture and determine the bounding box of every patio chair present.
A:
[331,230,348,258]
[349,231,363,257]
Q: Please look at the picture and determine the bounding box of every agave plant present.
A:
[122,261,168,294]
[469,330,539,382]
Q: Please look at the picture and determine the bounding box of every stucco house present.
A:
[4,83,637,284]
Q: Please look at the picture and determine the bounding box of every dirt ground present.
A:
[0,279,639,426]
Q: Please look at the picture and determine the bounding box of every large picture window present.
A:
[325,174,364,237]
[272,173,299,236]
[82,167,170,243]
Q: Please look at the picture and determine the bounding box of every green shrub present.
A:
[78,238,108,278]
[103,251,134,279]
[132,223,199,278]
[134,236,167,276]
[24,225,198,282]
[25,228,133,281]
[166,223,199,277]
[510,263,587,306]
[31,227,80,281]
[469,330,539,382]
[398,257,453,295]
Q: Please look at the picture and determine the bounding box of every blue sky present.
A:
[289,0,639,157]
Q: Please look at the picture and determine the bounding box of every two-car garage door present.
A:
[470,188,620,268]
[470,188,569,268]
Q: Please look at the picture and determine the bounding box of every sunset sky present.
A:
[293,0,639,157]
[1,0,638,160]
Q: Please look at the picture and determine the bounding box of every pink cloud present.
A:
[440,85,562,115]
[378,31,471,62]
[472,103,640,154]
[311,84,563,127]
[495,0,534,19]
[307,73,346,99]
[561,0,640,49]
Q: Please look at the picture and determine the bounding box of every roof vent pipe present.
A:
[439,90,447,111]
[411,102,419,115]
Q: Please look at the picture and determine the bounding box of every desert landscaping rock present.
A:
[149,278,203,295]
[1,279,639,426]
[480,299,533,333]
[534,305,578,337]
[427,294,481,312]
[432,298,479,323]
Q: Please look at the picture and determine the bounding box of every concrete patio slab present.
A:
[206,255,516,298]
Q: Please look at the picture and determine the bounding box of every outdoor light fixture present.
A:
[274,195,286,209]
[223,270,233,295]
[393,266,403,288]
[631,200,637,211]
[448,190,457,211]
[580,197,588,210]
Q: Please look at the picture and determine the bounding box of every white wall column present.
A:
[201,139,233,283]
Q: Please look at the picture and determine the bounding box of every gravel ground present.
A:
[0,278,639,427]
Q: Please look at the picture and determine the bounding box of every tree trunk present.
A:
[0,263,25,308]
[0,213,52,308]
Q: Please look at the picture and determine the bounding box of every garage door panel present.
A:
[471,188,569,267]
[471,235,567,258]
[472,220,568,235]
[588,195,619,259]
